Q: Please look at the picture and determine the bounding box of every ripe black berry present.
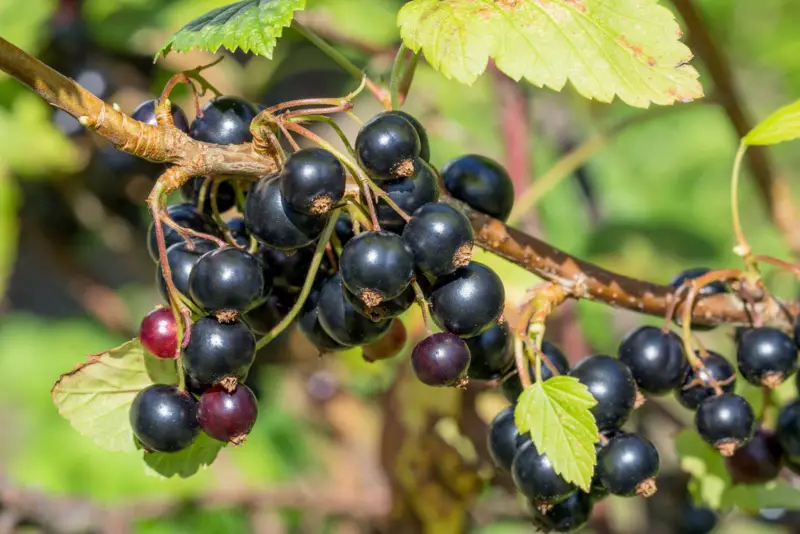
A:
[569,355,637,432]
[197,384,258,444]
[676,502,718,534]
[129,384,199,452]
[182,317,256,386]
[430,262,505,337]
[596,433,660,497]
[737,327,797,388]
[225,217,252,248]
[777,398,800,460]
[618,326,689,394]
[280,148,346,215]
[344,283,415,322]
[339,231,415,306]
[411,332,471,387]
[362,318,408,362]
[243,287,297,335]
[189,95,259,145]
[157,240,216,302]
[377,159,439,233]
[466,322,513,380]
[244,175,327,250]
[139,308,178,359]
[501,341,570,403]
[669,267,727,295]
[316,275,392,347]
[512,440,575,505]
[258,243,326,291]
[188,247,266,314]
[441,154,515,222]
[181,176,238,214]
[297,278,349,353]
[147,203,211,261]
[386,110,430,161]
[530,491,592,533]
[725,427,783,483]
[334,213,355,246]
[695,393,755,455]
[402,203,474,277]
[487,406,529,471]
[355,111,421,179]
[676,351,736,410]
[131,98,189,133]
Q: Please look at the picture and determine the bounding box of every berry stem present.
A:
[514,336,532,389]
[730,142,753,262]
[210,179,239,247]
[411,279,433,333]
[159,56,224,105]
[288,115,357,158]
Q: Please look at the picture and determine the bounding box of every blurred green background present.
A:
[2,0,800,532]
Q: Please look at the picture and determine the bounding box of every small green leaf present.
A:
[514,376,598,491]
[51,339,178,453]
[157,0,306,60]
[0,169,18,299]
[143,433,225,479]
[722,482,800,511]
[398,0,703,108]
[744,99,800,146]
[675,429,732,510]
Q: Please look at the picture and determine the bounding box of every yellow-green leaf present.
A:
[722,482,800,511]
[398,0,703,108]
[144,433,225,479]
[514,376,598,491]
[675,429,732,510]
[743,99,800,146]
[51,339,178,453]
[0,169,18,299]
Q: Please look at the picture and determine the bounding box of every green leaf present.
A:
[0,170,18,299]
[398,0,703,108]
[157,0,306,60]
[675,429,732,510]
[514,376,598,491]
[51,339,178,453]
[722,482,800,511]
[143,433,225,479]
[743,99,800,146]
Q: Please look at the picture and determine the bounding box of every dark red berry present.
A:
[777,398,800,460]
[466,322,513,380]
[385,110,429,161]
[725,428,783,483]
[487,406,530,471]
[618,326,689,395]
[402,203,474,277]
[362,318,407,362]
[512,440,575,505]
[695,393,755,456]
[197,384,258,444]
[411,332,471,387]
[188,247,266,314]
[147,203,211,261]
[737,327,797,388]
[441,154,515,222]
[139,308,178,359]
[356,112,421,180]
[130,384,199,453]
[676,351,736,410]
[430,262,505,337]
[529,491,593,533]
[376,159,439,233]
[339,231,415,306]
[569,355,637,432]
[182,317,256,386]
[280,148,346,215]
[596,433,660,497]
[316,275,392,347]
[501,341,570,403]
[156,239,216,302]
[189,95,259,145]
[132,98,190,133]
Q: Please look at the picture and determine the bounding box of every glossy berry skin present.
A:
[157,240,216,302]
[244,175,327,250]
[618,326,689,394]
[339,231,415,306]
[487,406,530,471]
[777,398,800,460]
[355,112,421,179]
[197,384,258,443]
[695,393,755,455]
[182,318,256,385]
[377,159,439,233]
[441,155,515,222]
[501,341,569,403]
[569,355,637,432]
[344,283,415,322]
[362,318,408,362]
[669,267,727,295]
[188,247,266,313]
[725,428,783,483]
[386,110,430,161]
[411,332,471,387]
[189,95,259,145]
[297,279,349,353]
[147,203,211,261]
[316,275,392,347]
[676,351,736,410]
[402,203,474,277]
[131,99,189,133]
[466,322,514,380]
[737,327,797,388]
[181,176,238,214]
[430,262,505,338]
[676,503,718,534]
[512,440,575,504]
[334,213,355,246]
[530,491,592,533]
[280,148,346,215]
[243,287,297,335]
[129,384,199,453]
[139,308,178,359]
[596,433,660,497]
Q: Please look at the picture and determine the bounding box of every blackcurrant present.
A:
[225,217,251,248]
[501,341,570,403]
[362,318,408,362]
[355,111,421,179]
[529,491,592,533]
[147,203,211,262]
[695,393,755,455]
[512,440,575,505]
[777,398,800,460]
[131,98,190,133]
[596,433,660,497]
[280,148,346,215]
[466,322,514,380]
[669,267,727,296]
[139,308,178,359]
[316,275,392,347]
[676,351,736,410]
[129,384,199,453]
[441,154,515,222]
[297,278,349,353]
[189,95,259,145]
[197,384,258,444]
[487,406,530,471]
[339,231,415,306]
[185,372,211,398]
[188,247,266,314]
[618,326,689,395]
[676,502,718,534]
[344,283,415,322]
[376,159,439,233]
[258,243,322,291]
[157,240,216,302]
[385,110,430,161]
[724,427,783,483]
[737,327,797,388]
[589,430,621,501]
[569,355,637,432]
[334,213,355,246]
[430,262,505,338]
[182,317,256,386]
[410,332,471,387]
[244,175,327,250]
[243,287,297,335]
[181,176,238,214]
[402,203,474,277]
